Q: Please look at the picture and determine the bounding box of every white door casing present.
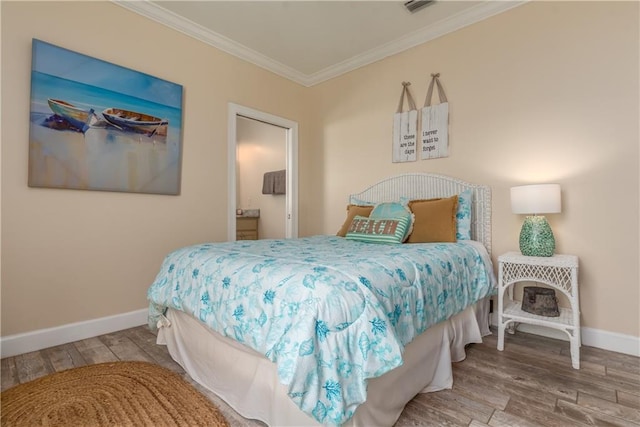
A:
[227,103,298,240]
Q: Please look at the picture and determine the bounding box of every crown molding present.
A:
[113,1,309,85]
[113,0,526,87]
[307,1,527,86]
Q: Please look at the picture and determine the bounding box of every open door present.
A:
[227,103,298,241]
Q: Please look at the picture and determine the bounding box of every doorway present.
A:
[227,103,298,241]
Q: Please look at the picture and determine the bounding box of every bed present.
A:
[147,173,496,427]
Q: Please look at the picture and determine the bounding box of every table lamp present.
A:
[510,184,561,257]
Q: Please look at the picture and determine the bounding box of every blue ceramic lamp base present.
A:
[519,215,555,257]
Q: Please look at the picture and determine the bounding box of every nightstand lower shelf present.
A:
[497,252,580,369]
[502,300,576,329]
[499,301,581,369]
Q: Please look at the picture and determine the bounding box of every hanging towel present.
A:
[262,170,286,195]
[273,169,286,194]
[262,172,274,194]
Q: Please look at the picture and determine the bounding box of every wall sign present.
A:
[420,73,449,160]
[392,82,418,163]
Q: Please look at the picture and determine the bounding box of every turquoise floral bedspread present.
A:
[147,236,495,425]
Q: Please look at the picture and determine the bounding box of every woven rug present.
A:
[0,361,229,426]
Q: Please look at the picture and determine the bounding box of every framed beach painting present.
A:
[28,39,184,195]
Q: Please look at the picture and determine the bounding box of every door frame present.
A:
[227,103,298,241]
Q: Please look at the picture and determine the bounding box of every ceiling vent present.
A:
[404,0,435,13]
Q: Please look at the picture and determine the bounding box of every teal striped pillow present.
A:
[345,215,411,244]
[370,202,414,242]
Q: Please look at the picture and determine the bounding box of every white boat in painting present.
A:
[47,98,97,133]
[102,108,168,136]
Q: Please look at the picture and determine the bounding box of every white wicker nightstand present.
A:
[497,251,581,369]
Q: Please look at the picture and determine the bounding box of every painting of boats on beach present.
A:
[28,39,184,195]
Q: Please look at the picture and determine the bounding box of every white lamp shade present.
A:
[511,184,561,214]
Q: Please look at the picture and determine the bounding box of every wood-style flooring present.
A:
[2,326,639,426]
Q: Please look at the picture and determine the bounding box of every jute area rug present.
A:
[0,361,229,426]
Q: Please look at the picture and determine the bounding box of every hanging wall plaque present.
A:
[420,73,449,160]
[392,82,418,163]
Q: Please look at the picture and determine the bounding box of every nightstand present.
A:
[236,217,259,240]
[497,251,580,369]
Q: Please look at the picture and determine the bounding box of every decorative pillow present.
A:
[406,195,458,243]
[337,205,374,237]
[369,202,414,242]
[345,215,411,244]
[456,189,473,240]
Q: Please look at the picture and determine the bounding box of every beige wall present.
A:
[0,2,310,336]
[2,1,638,341]
[237,117,287,239]
[308,1,639,337]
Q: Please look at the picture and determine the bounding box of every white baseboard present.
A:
[0,308,148,359]
[581,327,640,357]
[2,310,638,359]
[490,312,640,357]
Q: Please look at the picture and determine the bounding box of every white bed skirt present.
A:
[157,300,490,427]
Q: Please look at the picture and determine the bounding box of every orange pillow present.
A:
[337,205,374,237]
[407,196,458,243]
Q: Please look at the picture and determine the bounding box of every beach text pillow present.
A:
[345,215,411,244]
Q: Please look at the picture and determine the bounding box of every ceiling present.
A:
[115,1,525,87]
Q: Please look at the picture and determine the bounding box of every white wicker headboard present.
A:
[349,173,492,255]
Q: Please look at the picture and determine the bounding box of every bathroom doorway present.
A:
[227,103,298,241]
